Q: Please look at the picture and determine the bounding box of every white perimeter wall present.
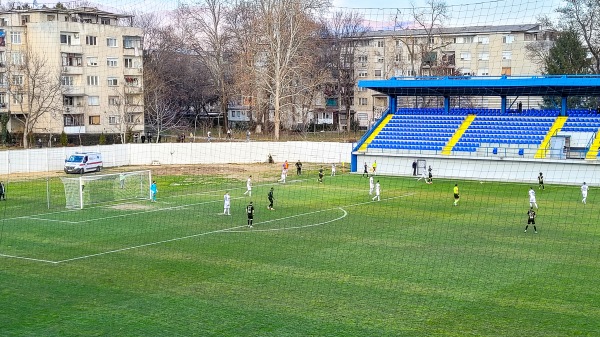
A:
[356,153,600,186]
[1,142,598,186]
[0,142,354,174]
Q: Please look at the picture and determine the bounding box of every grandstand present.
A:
[353,76,600,171]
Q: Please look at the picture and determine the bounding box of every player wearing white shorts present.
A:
[369,176,374,195]
[581,182,589,204]
[223,192,231,215]
[243,175,252,197]
[331,163,336,176]
[372,180,381,201]
[528,187,538,209]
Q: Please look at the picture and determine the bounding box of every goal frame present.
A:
[60,170,152,209]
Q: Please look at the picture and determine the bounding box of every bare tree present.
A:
[176,0,234,136]
[395,0,450,77]
[7,50,63,148]
[246,0,330,139]
[555,0,600,73]
[320,10,367,131]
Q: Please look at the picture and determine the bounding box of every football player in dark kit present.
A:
[525,207,537,233]
[246,201,254,228]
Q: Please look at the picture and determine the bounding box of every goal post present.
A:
[60,170,152,209]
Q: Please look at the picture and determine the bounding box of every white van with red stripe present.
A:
[64,152,103,174]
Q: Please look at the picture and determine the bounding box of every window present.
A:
[108,96,120,105]
[428,37,435,44]
[125,114,136,124]
[376,40,384,48]
[100,18,111,25]
[107,58,118,67]
[460,52,471,61]
[125,77,139,86]
[524,33,537,41]
[357,113,368,120]
[124,58,134,68]
[358,97,368,105]
[503,35,515,44]
[377,57,384,63]
[395,54,402,62]
[63,96,74,106]
[0,74,5,86]
[107,38,117,47]
[358,70,368,77]
[0,93,6,106]
[61,76,74,86]
[123,37,141,49]
[357,55,367,63]
[60,34,72,45]
[86,57,98,66]
[461,68,472,76]
[0,51,5,64]
[47,15,55,21]
[477,36,489,44]
[478,68,489,76]
[10,31,21,44]
[12,75,23,85]
[107,77,118,86]
[86,36,97,45]
[12,93,23,104]
[374,69,382,77]
[395,40,402,47]
[89,116,100,125]
[21,15,30,24]
[87,76,99,86]
[478,52,489,61]
[88,96,100,106]
[12,52,23,65]
[109,116,119,124]
[502,51,512,60]
[62,53,83,67]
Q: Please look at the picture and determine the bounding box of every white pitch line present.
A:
[0,253,59,264]
[1,192,417,264]
[225,207,348,233]
[18,216,81,224]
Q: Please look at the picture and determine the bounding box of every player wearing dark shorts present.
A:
[246,202,254,228]
[525,207,537,233]
[538,172,544,190]
[318,168,324,183]
[267,187,275,210]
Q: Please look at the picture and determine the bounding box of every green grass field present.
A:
[1,167,599,336]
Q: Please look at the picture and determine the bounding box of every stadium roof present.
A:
[358,75,600,97]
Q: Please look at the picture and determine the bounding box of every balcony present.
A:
[62,66,84,75]
[124,67,142,75]
[60,44,83,54]
[64,126,85,134]
[125,85,143,94]
[63,106,84,114]
[62,85,85,95]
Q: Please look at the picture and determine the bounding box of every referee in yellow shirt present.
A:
[453,184,460,206]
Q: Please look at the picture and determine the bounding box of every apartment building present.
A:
[353,24,555,127]
[0,6,144,142]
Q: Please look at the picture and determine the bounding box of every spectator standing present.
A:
[412,160,417,176]
[296,160,302,175]
[0,180,6,200]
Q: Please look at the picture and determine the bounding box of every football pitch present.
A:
[1,167,599,336]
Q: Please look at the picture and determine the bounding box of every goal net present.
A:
[60,170,152,209]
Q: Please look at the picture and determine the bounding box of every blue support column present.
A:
[501,96,507,114]
[444,96,450,114]
[389,95,397,114]
[561,96,567,116]
[351,154,357,173]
